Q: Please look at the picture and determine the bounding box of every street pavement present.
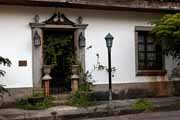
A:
[81,110,180,120]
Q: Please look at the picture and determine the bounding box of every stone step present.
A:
[52,94,71,101]
[52,100,68,106]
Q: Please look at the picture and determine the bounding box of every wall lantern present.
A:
[34,14,40,23]
[34,30,41,47]
[79,32,86,48]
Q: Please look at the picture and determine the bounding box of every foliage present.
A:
[170,64,180,79]
[131,99,154,111]
[0,56,11,100]
[151,13,180,62]
[67,84,96,107]
[0,56,11,77]
[16,91,55,110]
[16,96,54,110]
[44,33,76,91]
[0,86,9,99]
[32,91,44,98]
[44,33,75,65]
[85,53,116,84]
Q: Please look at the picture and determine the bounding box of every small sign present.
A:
[19,60,27,67]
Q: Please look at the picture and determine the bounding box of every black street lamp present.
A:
[105,33,114,101]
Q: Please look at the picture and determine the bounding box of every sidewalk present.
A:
[81,110,180,120]
[0,97,180,120]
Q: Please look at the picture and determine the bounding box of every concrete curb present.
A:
[1,97,180,120]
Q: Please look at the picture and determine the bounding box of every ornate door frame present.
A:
[30,13,88,89]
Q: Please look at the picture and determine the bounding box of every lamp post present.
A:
[105,33,114,101]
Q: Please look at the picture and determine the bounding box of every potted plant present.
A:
[28,92,45,105]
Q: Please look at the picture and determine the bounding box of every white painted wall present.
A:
[0,5,176,88]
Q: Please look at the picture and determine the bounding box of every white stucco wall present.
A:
[0,5,176,88]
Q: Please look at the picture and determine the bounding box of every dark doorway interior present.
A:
[43,29,74,94]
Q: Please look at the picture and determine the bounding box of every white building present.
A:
[0,0,179,100]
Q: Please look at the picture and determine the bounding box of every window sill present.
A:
[136,70,167,76]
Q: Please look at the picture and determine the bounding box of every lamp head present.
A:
[105,33,114,48]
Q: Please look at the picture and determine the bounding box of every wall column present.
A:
[74,24,88,84]
[31,27,43,89]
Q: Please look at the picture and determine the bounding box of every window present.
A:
[135,27,166,76]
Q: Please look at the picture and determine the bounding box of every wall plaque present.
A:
[19,60,27,67]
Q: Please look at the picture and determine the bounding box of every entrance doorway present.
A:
[43,29,75,94]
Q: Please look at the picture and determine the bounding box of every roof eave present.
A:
[0,0,180,13]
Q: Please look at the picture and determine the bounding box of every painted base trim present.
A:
[92,81,180,100]
[3,87,44,103]
[3,81,180,102]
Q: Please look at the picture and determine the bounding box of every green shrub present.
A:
[131,99,154,111]
[67,84,96,107]
[0,56,11,102]
[32,92,44,98]
[16,96,54,110]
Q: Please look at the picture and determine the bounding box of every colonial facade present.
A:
[0,0,180,100]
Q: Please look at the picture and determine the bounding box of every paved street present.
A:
[81,110,180,120]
